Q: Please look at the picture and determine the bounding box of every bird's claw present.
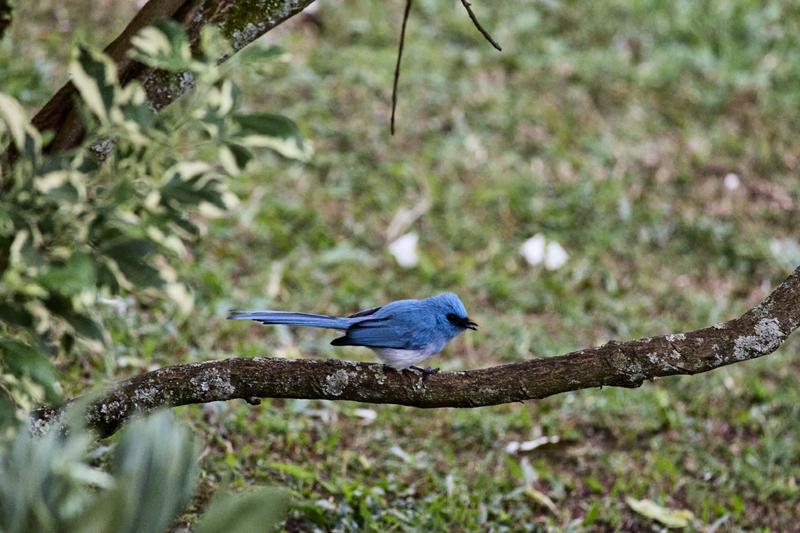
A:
[410,366,440,377]
[244,397,261,406]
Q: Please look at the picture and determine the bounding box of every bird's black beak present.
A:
[465,318,478,330]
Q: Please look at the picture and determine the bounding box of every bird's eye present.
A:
[446,313,462,326]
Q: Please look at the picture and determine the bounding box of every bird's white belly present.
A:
[372,347,436,369]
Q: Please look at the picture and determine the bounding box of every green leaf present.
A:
[219,142,253,174]
[0,92,27,148]
[75,411,198,533]
[0,388,16,430]
[95,261,120,293]
[160,163,227,210]
[102,239,163,288]
[0,92,41,153]
[171,217,201,238]
[38,252,96,296]
[525,487,559,515]
[33,171,86,203]
[69,46,118,124]
[0,301,34,328]
[9,229,44,270]
[44,296,104,342]
[198,80,239,132]
[234,112,296,139]
[267,461,315,482]
[237,44,287,64]
[0,405,106,531]
[195,487,290,533]
[118,91,155,130]
[234,113,312,161]
[60,333,76,355]
[0,209,13,236]
[626,497,694,529]
[130,20,193,72]
[65,313,104,342]
[0,339,61,403]
[198,25,233,65]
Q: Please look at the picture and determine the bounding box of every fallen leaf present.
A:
[525,487,558,515]
[626,497,694,528]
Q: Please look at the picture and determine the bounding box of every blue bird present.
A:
[228,293,478,373]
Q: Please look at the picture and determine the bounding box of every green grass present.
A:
[4,0,800,530]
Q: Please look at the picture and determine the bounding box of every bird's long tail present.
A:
[227,310,351,330]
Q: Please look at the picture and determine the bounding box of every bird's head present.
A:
[433,292,478,331]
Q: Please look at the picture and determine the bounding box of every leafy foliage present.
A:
[195,486,290,533]
[0,410,288,533]
[0,22,308,422]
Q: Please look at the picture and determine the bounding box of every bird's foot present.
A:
[410,366,440,377]
[244,397,262,406]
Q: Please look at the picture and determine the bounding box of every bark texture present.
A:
[28,0,316,155]
[31,266,800,438]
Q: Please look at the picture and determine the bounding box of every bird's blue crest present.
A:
[430,292,469,318]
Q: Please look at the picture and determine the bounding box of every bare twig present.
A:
[459,0,502,51]
[391,0,413,135]
[31,266,800,438]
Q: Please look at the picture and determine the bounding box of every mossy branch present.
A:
[31,266,800,438]
[26,0,316,155]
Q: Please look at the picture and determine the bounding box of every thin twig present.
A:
[459,0,502,51]
[391,0,413,135]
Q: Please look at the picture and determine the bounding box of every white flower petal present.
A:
[505,441,520,454]
[519,435,560,451]
[723,173,741,191]
[520,234,547,266]
[354,408,377,423]
[388,232,419,268]
[544,241,569,270]
[504,435,560,454]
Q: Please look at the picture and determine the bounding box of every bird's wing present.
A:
[332,303,436,350]
[330,316,413,349]
[331,316,406,349]
[347,305,383,318]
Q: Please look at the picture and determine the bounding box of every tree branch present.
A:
[31,266,800,438]
[24,0,317,156]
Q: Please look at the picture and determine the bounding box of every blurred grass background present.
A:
[3,0,799,530]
